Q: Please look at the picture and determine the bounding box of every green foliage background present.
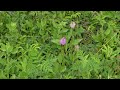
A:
[0,11,120,79]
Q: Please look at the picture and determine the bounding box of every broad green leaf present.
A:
[72,39,82,45]
[6,43,13,53]
[10,74,16,79]
[1,43,13,53]
[28,49,38,57]
[60,66,66,73]
[0,70,6,79]
[76,26,85,35]
[60,29,68,34]
[18,71,28,79]
[12,47,18,54]
[0,43,6,51]
[51,39,60,45]
[81,55,89,68]
[105,28,111,35]
[6,22,17,32]
[20,58,27,72]
[92,34,100,42]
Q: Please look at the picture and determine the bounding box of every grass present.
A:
[0,11,120,79]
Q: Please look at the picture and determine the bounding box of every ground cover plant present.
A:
[0,11,120,79]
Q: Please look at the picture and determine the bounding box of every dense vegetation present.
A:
[0,11,120,79]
